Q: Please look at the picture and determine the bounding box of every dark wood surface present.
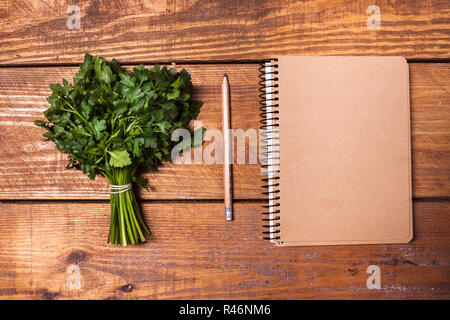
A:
[0,201,448,299]
[0,0,449,300]
[0,0,449,64]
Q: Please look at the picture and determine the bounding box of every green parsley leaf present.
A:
[107,149,132,167]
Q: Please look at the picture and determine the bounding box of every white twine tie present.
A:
[110,183,132,194]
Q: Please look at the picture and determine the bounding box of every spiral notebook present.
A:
[260,56,413,246]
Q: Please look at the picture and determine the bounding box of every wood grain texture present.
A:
[0,201,448,299]
[410,63,450,198]
[0,0,449,65]
[0,63,449,199]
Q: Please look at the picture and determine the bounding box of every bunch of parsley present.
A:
[35,54,202,246]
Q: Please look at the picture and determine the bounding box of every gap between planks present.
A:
[1,59,450,69]
[0,198,448,204]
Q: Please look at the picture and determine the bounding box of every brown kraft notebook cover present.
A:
[263,56,412,246]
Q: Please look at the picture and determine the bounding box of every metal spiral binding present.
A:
[259,59,281,243]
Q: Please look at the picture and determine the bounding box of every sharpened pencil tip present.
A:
[222,74,229,87]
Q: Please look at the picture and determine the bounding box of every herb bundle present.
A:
[35,54,202,246]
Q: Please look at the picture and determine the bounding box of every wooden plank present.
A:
[0,63,448,200]
[0,0,449,65]
[0,201,448,299]
[411,63,450,198]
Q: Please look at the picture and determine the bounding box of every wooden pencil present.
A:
[222,74,233,221]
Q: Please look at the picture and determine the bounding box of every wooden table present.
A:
[0,0,449,299]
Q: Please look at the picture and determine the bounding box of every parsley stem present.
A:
[105,166,150,245]
[62,99,88,124]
